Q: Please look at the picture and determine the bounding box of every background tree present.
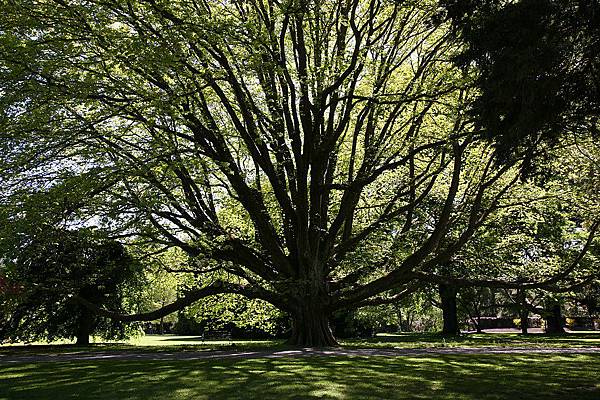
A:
[443,0,600,160]
[177,293,288,338]
[0,221,141,345]
[457,286,497,333]
[130,248,183,334]
[421,149,600,334]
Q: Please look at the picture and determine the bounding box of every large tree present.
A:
[1,0,595,345]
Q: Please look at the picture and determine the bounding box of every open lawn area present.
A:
[3,332,600,355]
[2,333,600,399]
[132,331,600,349]
[349,331,600,349]
[1,354,599,400]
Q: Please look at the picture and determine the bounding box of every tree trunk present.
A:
[397,307,403,332]
[439,284,459,335]
[517,290,529,334]
[287,306,338,347]
[519,309,529,335]
[75,309,93,346]
[159,299,166,334]
[544,302,565,334]
[404,312,414,332]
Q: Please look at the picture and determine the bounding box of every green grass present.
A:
[2,332,600,355]
[343,331,600,349]
[1,354,599,399]
[130,334,278,347]
[0,335,284,354]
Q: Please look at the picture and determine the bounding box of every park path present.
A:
[2,346,600,364]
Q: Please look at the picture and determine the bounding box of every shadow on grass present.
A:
[344,332,600,348]
[0,339,286,355]
[1,354,599,399]
[2,332,599,358]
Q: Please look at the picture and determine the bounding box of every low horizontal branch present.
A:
[73,281,286,322]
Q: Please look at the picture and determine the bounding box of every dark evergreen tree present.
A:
[0,227,141,345]
[443,0,600,160]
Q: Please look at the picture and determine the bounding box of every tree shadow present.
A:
[345,331,600,348]
[1,354,599,399]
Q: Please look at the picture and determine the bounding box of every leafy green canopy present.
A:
[0,0,598,345]
[0,226,141,343]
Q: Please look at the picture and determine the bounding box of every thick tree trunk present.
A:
[474,316,483,333]
[75,309,93,346]
[287,306,338,347]
[519,309,529,334]
[439,284,459,335]
[517,290,529,334]
[159,300,166,334]
[403,312,414,332]
[544,302,565,334]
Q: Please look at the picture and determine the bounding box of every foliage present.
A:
[128,251,182,327]
[0,225,141,343]
[177,294,288,338]
[1,0,598,345]
[443,0,600,160]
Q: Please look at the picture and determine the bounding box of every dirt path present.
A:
[2,346,600,364]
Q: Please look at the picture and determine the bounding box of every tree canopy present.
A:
[1,0,598,345]
[443,0,600,160]
[0,226,141,345]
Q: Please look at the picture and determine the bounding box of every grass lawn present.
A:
[1,354,599,399]
[345,331,600,349]
[2,331,600,355]
[0,334,279,354]
[130,331,600,349]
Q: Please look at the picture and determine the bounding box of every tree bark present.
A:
[397,308,403,332]
[517,290,529,334]
[544,302,565,334]
[287,305,338,347]
[520,309,529,335]
[75,309,93,346]
[475,315,482,333]
[439,284,459,335]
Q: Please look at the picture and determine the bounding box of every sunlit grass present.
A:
[0,335,285,354]
[3,332,600,355]
[129,334,278,347]
[1,354,599,399]
[342,331,600,349]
